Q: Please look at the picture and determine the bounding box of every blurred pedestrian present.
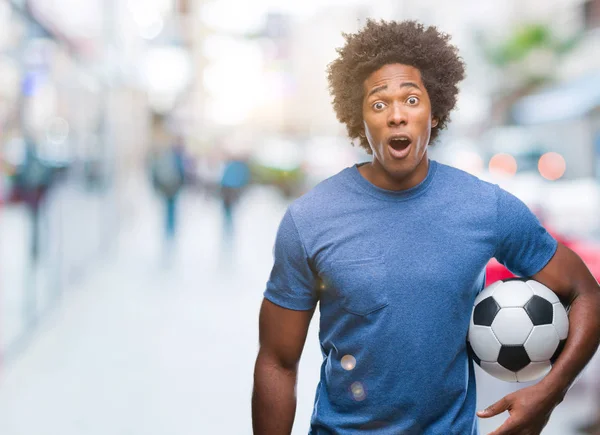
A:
[12,139,54,263]
[150,137,186,251]
[219,155,250,240]
[252,19,600,435]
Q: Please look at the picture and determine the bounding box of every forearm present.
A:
[252,352,298,435]
[540,291,600,398]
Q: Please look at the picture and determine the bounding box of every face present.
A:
[360,63,438,191]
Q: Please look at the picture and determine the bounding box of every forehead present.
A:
[363,64,424,93]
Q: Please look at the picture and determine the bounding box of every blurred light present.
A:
[203,35,257,60]
[127,0,172,15]
[128,0,167,40]
[201,1,267,34]
[265,0,370,17]
[45,117,70,144]
[132,11,156,26]
[203,42,266,126]
[139,17,164,40]
[143,47,191,112]
[538,152,566,181]
[206,96,255,126]
[452,150,484,176]
[203,51,263,96]
[341,355,356,371]
[143,46,192,94]
[489,153,517,177]
[350,382,366,401]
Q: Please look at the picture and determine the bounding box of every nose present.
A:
[387,102,407,127]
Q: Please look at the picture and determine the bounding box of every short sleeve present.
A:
[494,186,558,277]
[264,208,318,311]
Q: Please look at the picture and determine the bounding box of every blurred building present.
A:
[0,0,157,360]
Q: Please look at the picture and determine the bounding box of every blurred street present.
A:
[1,0,600,434]
[0,182,597,435]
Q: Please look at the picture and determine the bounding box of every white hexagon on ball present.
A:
[553,303,569,340]
[517,361,552,383]
[524,325,560,362]
[491,308,533,345]
[480,361,517,382]
[492,280,534,308]
[474,281,502,306]
[469,325,502,362]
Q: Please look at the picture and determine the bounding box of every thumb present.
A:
[477,397,510,418]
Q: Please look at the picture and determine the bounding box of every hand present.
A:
[477,384,563,435]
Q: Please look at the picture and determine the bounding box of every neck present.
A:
[360,153,430,191]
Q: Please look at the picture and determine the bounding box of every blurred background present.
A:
[0,0,599,433]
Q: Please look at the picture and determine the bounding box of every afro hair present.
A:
[327,19,465,153]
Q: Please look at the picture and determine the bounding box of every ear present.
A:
[432,117,439,128]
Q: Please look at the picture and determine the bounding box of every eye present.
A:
[372,102,386,111]
[407,96,419,105]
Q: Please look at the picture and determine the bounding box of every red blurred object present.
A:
[485,230,600,286]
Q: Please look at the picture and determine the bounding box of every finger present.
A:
[477,396,511,418]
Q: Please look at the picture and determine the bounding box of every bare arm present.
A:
[532,242,600,397]
[252,298,315,435]
[479,242,600,434]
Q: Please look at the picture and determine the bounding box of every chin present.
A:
[386,155,417,171]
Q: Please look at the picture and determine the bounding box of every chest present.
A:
[313,210,495,316]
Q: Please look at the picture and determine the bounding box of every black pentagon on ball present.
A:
[502,277,528,283]
[473,297,500,326]
[498,346,531,372]
[524,295,554,325]
[551,339,567,365]
[467,341,481,366]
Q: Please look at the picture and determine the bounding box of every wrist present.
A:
[537,373,569,403]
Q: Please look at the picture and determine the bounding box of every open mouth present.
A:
[388,136,412,151]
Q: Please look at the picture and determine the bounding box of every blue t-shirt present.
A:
[264,159,557,435]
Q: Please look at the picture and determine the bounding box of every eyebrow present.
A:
[366,82,422,99]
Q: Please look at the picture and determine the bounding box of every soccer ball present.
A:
[467,278,569,383]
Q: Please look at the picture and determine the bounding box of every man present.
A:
[252,20,600,435]
[150,136,186,246]
[219,154,251,238]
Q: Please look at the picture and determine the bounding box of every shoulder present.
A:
[435,161,494,188]
[434,161,499,199]
[288,167,352,220]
